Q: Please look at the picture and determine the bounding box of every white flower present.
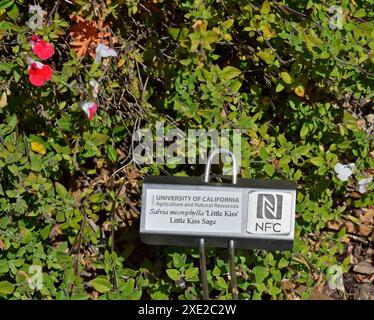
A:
[358,177,372,193]
[89,79,99,98]
[95,43,118,63]
[334,163,355,181]
[27,5,46,30]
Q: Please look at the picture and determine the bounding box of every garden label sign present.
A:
[140,149,297,299]
[140,149,296,250]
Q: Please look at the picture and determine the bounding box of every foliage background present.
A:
[0,0,373,299]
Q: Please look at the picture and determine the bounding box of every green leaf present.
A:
[252,266,269,283]
[278,258,289,269]
[280,72,292,84]
[30,154,43,172]
[106,145,118,162]
[120,279,135,296]
[276,83,284,92]
[220,66,241,81]
[354,9,366,18]
[263,163,275,177]
[172,253,185,268]
[123,268,138,277]
[0,216,10,229]
[252,290,262,300]
[168,28,181,40]
[151,291,169,300]
[7,4,18,21]
[58,115,73,131]
[300,122,309,138]
[212,266,221,277]
[268,286,282,296]
[185,267,199,280]
[166,269,180,281]
[0,62,13,73]
[0,281,15,295]
[123,290,142,300]
[189,32,200,52]
[0,0,14,10]
[255,282,266,292]
[338,227,346,239]
[91,132,109,146]
[259,147,268,160]
[202,31,219,48]
[216,277,228,290]
[0,260,9,274]
[257,49,275,64]
[55,182,68,198]
[0,21,22,32]
[230,79,242,93]
[310,157,324,167]
[343,111,358,130]
[260,0,271,15]
[221,19,234,29]
[40,224,52,240]
[90,277,112,293]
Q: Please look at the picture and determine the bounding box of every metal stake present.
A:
[204,149,239,300]
[204,148,238,185]
[199,238,209,300]
[228,240,238,300]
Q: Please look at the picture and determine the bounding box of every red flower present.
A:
[30,35,55,60]
[28,61,53,87]
[82,101,98,120]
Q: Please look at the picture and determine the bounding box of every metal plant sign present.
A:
[140,148,297,299]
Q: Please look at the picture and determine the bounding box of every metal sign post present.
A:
[201,148,239,300]
[140,148,296,300]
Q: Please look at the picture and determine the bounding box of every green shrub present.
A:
[0,0,372,300]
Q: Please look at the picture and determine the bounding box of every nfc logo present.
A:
[247,191,294,236]
[257,194,283,220]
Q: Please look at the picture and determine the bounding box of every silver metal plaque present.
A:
[144,189,243,234]
[140,176,296,251]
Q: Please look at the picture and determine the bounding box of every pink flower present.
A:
[82,101,97,120]
[30,35,55,60]
[28,61,53,86]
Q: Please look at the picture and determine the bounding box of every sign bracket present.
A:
[200,148,239,299]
